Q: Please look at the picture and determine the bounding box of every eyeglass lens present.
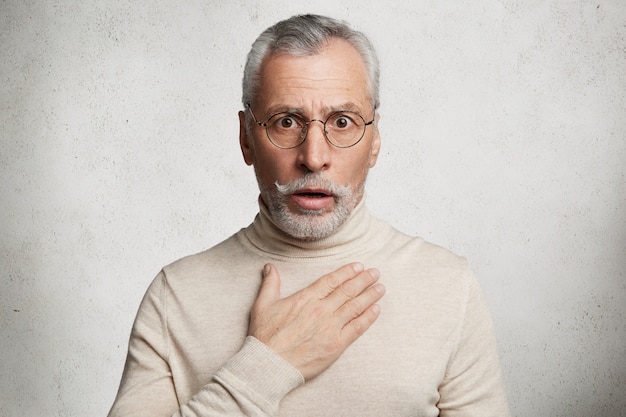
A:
[265,112,367,148]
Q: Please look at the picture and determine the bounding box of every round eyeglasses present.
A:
[247,104,375,149]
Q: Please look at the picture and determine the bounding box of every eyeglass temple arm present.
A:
[245,103,265,126]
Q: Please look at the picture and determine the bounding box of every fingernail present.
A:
[263,264,271,276]
[352,263,364,273]
[369,268,380,279]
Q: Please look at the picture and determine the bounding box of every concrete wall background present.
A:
[1,1,625,416]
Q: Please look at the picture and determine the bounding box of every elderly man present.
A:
[108,14,510,417]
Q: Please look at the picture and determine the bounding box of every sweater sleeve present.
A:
[107,272,304,417]
[437,270,511,417]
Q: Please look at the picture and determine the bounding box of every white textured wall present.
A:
[1,1,625,416]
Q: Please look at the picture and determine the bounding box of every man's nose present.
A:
[296,120,331,172]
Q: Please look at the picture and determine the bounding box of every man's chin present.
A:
[273,208,346,241]
[270,199,352,241]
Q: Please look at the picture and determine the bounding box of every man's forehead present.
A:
[255,40,371,113]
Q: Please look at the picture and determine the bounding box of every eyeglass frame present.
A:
[245,103,376,149]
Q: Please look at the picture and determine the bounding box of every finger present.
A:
[340,303,382,345]
[312,263,364,299]
[337,282,385,321]
[331,268,380,303]
[253,263,281,310]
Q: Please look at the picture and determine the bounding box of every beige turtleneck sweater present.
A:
[108,199,510,416]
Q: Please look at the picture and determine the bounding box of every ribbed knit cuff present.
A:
[214,336,304,414]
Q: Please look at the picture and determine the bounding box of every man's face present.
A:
[239,38,381,240]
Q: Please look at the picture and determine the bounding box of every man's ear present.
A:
[368,113,381,168]
[239,110,254,166]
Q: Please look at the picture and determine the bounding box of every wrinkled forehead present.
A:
[255,39,373,112]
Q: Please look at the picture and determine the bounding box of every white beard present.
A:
[258,172,364,240]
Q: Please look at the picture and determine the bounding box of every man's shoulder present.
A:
[379,221,468,269]
[161,229,251,280]
[412,237,468,268]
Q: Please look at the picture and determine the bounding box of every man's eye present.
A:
[331,115,354,129]
[275,116,300,129]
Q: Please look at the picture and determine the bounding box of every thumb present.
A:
[255,263,281,308]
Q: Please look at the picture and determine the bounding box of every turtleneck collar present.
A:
[240,195,383,260]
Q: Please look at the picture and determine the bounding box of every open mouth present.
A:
[296,191,331,198]
[291,189,334,211]
[294,188,333,198]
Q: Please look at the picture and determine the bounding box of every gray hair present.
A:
[241,14,380,111]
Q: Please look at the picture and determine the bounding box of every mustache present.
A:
[274,173,351,198]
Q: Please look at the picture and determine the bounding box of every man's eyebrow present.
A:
[323,102,363,114]
[261,105,306,117]
[265,102,365,117]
